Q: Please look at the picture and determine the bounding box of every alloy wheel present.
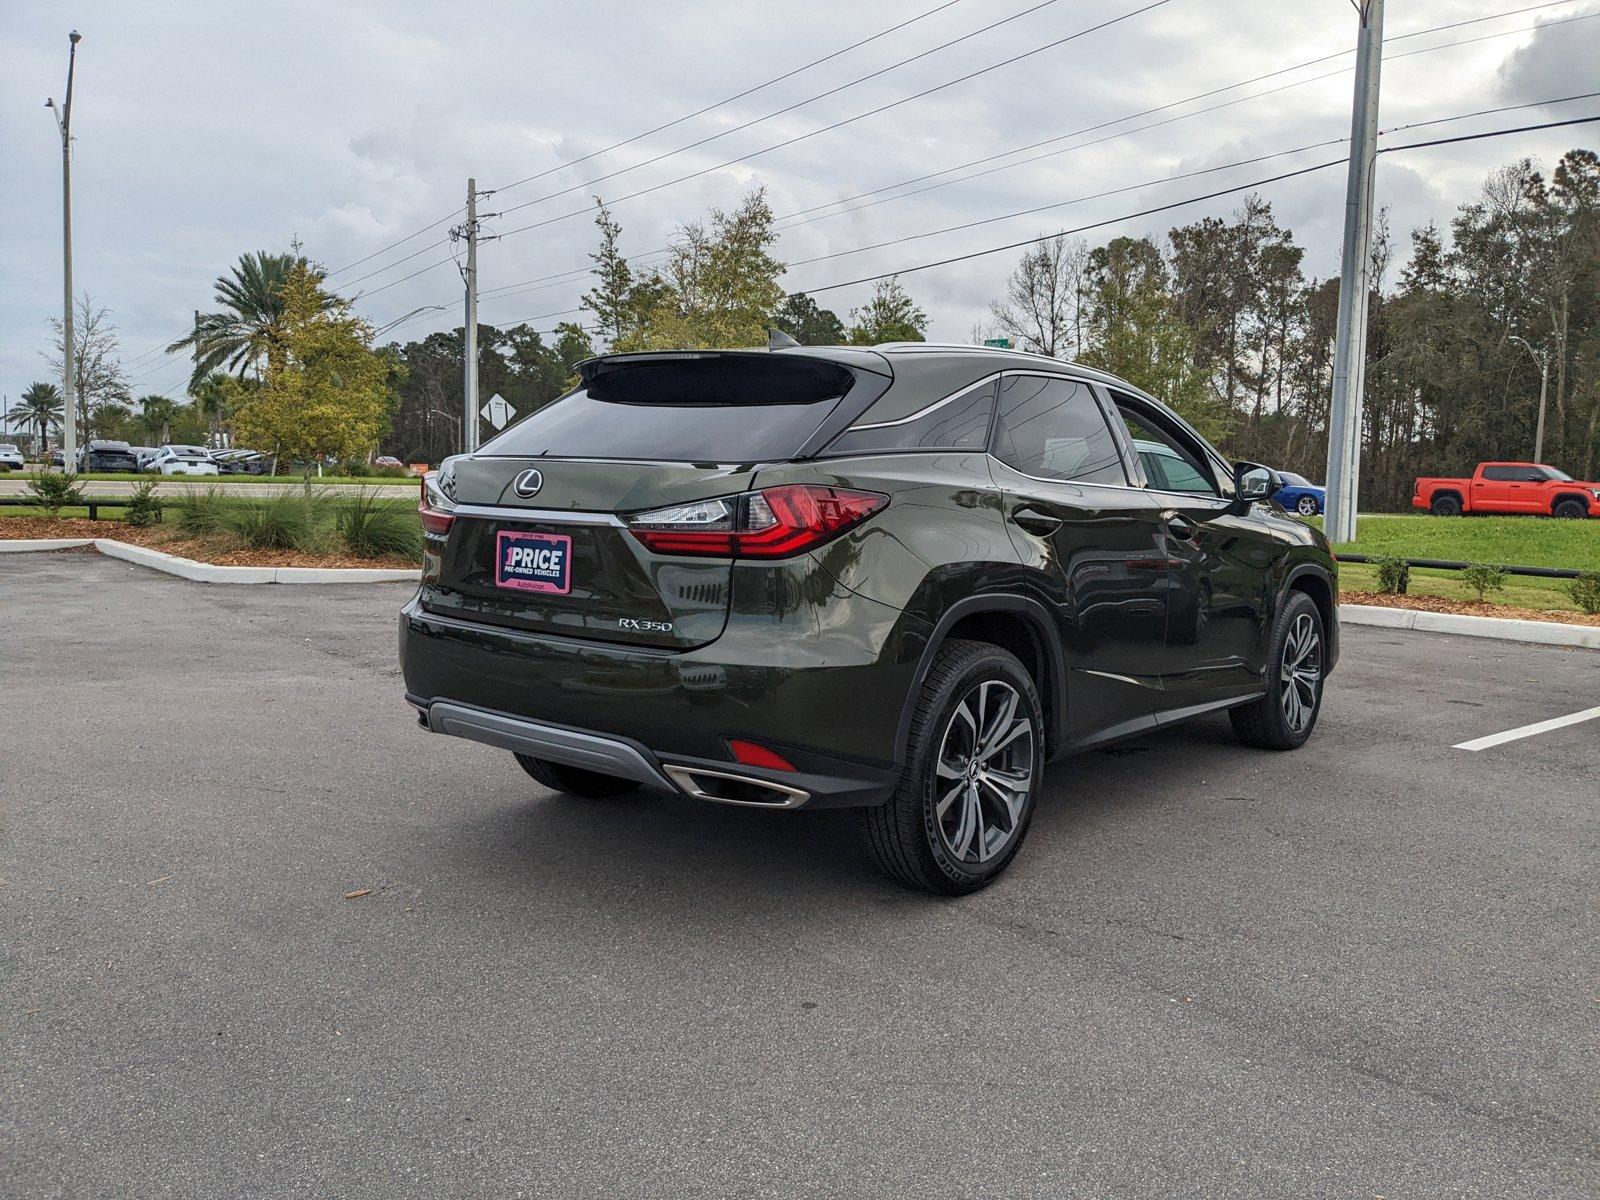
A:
[934,681,1035,865]
[1297,496,1319,516]
[1280,612,1323,732]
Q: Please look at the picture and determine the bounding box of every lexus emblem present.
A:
[512,468,544,499]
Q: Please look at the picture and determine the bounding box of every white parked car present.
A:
[0,443,25,471]
[151,445,220,476]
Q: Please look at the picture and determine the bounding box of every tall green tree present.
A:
[1080,237,1225,441]
[848,277,928,345]
[230,262,399,471]
[774,293,847,345]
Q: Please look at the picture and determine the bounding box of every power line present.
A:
[442,7,1574,311]
[786,112,1600,297]
[324,209,463,280]
[493,0,1178,242]
[491,0,1069,217]
[312,0,1578,295]
[772,3,1597,227]
[493,0,970,194]
[324,1,967,286]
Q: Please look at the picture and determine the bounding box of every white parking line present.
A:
[1454,705,1600,752]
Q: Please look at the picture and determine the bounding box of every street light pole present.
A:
[46,30,82,473]
[1322,0,1384,545]
[1508,334,1551,464]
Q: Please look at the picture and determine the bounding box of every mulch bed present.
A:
[1,517,418,571]
[1340,589,1600,628]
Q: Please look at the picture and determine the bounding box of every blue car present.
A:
[1275,471,1326,517]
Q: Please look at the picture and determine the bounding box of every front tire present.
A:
[1230,591,1326,751]
[1295,495,1320,517]
[514,754,640,799]
[864,640,1042,895]
[1553,498,1588,520]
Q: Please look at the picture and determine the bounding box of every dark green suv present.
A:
[400,344,1337,893]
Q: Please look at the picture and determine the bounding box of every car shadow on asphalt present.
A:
[427,715,1256,911]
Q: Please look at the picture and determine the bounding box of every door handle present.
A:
[1164,513,1198,540]
[1010,506,1063,536]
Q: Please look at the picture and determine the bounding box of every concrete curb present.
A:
[0,538,94,552]
[1340,603,1600,650]
[0,537,417,585]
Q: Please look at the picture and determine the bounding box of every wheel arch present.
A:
[1430,488,1464,509]
[1283,562,1338,671]
[894,594,1066,766]
[1550,492,1592,516]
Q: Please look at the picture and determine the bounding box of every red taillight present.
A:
[418,472,455,537]
[727,739,797,772]
[626,484,887,559]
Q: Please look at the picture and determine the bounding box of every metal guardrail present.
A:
[0,496,162,521]
[1337,553,1586,580]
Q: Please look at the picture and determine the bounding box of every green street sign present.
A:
[983,337,1013,349]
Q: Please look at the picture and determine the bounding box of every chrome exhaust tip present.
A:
[662,765,811,809]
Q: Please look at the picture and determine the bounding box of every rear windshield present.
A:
[482,355,855,462]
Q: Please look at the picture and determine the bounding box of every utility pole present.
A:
[460,178,481,454]
[1508,334,1551,464]
[47,30,83,473]
[1322,0,1383,546]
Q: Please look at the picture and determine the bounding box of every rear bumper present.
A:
[399,598,914,809]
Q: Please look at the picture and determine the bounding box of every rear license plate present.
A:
[495,530,573,594]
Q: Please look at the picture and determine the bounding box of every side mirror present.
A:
[1233,461,1281,508]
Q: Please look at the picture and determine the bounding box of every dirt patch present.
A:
[0,517,418,570]
[1341,589,1600,628]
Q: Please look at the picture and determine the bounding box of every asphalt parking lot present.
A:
[4,550,1596,1198]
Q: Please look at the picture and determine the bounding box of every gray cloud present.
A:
[3,0,1597,408]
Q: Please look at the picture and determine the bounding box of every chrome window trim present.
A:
[451,503,626,526]
[848,373,1004,430]
[986,455,1237,511]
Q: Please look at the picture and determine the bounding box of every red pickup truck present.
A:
[1413,462,1600,518]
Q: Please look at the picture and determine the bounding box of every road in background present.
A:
[3,552,1595,1197]
[0,478,415,498]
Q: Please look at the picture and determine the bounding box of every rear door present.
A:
[422,352,872,651]
[986,373,1173,740]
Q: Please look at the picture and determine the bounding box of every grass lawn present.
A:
[1337,561,1588,614]
[1306,513,1600,570]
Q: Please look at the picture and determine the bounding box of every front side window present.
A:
[1115,398,1220,496]
[991,376,1126,486]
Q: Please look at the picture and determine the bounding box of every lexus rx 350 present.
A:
[400,344,1337,893]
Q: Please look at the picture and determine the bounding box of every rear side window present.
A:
[483,355,855,462]
[991,375,1126,486]
[1482,465,1541,482]
[824,380,995,457]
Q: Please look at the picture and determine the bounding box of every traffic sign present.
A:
[481,394,516,430]
[983,337,1013,349]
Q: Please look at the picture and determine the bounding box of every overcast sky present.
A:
[2,0,1597,413]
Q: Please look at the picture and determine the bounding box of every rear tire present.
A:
[1230,591,1326,751]
[1553,497,1588,520]
[514,754,640,799]
[1430,494,1462,517]
[864,640,1042,895]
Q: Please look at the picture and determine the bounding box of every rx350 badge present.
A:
[495,530,572,594]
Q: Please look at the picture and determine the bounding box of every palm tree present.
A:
[139,394,178,444]
[192,372,232,447]
[7,382,63,454]
[167,251,333,388]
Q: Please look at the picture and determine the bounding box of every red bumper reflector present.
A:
[728,739,797,772]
